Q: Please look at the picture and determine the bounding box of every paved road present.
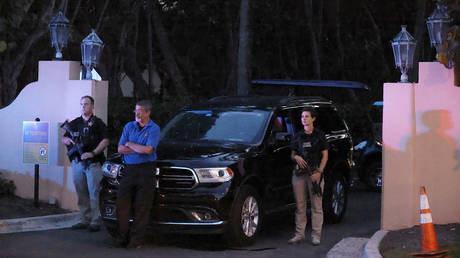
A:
[0,189,380,258]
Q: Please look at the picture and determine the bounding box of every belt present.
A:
[74,157,97,163]
[125,161,156,168]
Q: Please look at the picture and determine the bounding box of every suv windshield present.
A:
[161,109,271,144]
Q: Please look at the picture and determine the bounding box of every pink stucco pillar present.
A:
[382,62,460,230]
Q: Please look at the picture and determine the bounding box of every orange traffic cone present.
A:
[411,186,449,257]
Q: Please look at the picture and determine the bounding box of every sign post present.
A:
[23,119,49,207]
[34,163,39,207]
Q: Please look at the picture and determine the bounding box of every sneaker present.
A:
[71,222,89,230]
[288,235,305,244]
[312,236,321,246]
[88,224,100,232]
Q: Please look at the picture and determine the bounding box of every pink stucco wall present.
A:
[382,62,460,230]
[0,61,108,211]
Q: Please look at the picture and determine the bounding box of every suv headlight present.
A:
[102,162,123,179]
[195,167,234,183]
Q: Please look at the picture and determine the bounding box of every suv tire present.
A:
[364,160,382,192]
[226,186,261,246]
[105,223,119,239]
[323,175,347,223]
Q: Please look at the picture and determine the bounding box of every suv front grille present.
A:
[157,167,198,189]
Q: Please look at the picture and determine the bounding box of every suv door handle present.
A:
[326,134,347,141]
[274,145,289,153]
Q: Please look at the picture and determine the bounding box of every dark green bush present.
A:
[0,172,16,196]
[107,97,192,154]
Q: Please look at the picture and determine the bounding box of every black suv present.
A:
[354,101,382,191]
[100,96,354,246]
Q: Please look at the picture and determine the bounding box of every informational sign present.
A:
[23,121,49,164]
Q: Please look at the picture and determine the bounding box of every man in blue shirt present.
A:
[116,100,161,249]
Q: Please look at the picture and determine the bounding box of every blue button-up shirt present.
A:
[118,120,161,164]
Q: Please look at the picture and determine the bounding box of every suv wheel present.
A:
[104,222,119,239]
[226,186,261,246]
[323,175,347,223]
[364,160,382,192]
[99,196,119,239]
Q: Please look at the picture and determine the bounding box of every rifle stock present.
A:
[61,120,84,160]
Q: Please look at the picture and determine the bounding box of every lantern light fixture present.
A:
[391,25,417,83]
[426,3,452,55]
[81,29,104,80]
[48,11,70,59]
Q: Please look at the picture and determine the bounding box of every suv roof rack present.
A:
[251,79,369,90]
[198,96,330,110]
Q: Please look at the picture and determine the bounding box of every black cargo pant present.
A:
[116,162,156,241]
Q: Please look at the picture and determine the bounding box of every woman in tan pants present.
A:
[288,108,328,246]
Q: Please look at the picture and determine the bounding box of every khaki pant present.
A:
[292,172,324,239]
[71,160,103,226]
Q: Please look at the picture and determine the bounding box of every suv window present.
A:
[316,106,347,133]
[269,111,293,143]
[161,109,271,144]
[288,106,346,134]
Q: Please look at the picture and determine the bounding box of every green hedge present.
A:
[0,172,16,196]
[106,97,192,154]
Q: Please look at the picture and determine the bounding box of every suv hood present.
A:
[157,140,250,161]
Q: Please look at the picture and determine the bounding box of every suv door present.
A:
[261,110,295,212]
[315,106,351,166]
[288,105,350,223]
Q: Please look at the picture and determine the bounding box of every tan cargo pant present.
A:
[292,172,324,239]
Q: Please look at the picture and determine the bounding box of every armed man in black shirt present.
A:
[62,95,109,232]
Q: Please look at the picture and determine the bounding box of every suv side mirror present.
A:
[275,132,291,142]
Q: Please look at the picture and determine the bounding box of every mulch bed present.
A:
[379,223,460,258]
[0,195,71,220]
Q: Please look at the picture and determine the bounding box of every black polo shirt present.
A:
[64,115,108,164]
[290,128,329,169]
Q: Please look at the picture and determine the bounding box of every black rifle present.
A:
[293,140,323,196]
[61,120,84,161]
[293,143,314,177]
[311,176,323,197]
[294,164,323,197]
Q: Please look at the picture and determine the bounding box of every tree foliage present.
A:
[0,0,446,145]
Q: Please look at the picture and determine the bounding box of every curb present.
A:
[362,230,388,258]
[326,237,369,258]
[0,212,80,234]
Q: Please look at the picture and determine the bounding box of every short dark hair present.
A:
[136,100,152,112]
[81,95,94,105]
[301,107,317,118]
